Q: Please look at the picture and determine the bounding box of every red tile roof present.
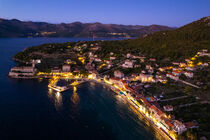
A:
[172,70,181,73]
[141,97,151,107]
[150,105,163,116]
[184,122,196,128]
[164,118,174,127]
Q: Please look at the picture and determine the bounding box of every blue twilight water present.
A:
[0,38,157,140]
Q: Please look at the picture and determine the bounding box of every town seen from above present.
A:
[9,16,210,139]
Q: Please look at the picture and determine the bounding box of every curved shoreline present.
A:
[8,74,174,140]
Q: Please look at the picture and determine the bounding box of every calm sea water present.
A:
[0,38,156,140]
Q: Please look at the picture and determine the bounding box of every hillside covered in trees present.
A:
[14,17,210,64]
[98,16,210,62]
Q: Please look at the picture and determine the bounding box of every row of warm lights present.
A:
[47,72,177,139]
[128,95,176,140]
[99,63,106,69]
[160,51,204,73]
[103,78,176,140]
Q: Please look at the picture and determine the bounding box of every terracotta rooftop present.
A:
[184,122,197,128]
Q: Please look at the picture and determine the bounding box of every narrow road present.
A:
[100,59,126,75]
[179,102,199,108]
[179,79,200,89]
[159,95,188,102]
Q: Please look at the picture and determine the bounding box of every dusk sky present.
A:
[0,0,210,27]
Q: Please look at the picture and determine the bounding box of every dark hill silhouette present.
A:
[0,18,174,37]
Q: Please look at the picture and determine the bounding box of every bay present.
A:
[0,38,157,140]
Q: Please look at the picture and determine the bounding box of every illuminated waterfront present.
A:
[0,38,156,140]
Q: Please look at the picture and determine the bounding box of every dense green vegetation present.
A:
[11,17,210,140]
[97,17,210,62]
[15,17,210,64]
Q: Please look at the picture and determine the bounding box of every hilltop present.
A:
[13,17,210,63]
[98,16,210,62]
[0,18,174,38]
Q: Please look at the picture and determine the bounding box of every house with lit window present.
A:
[139,74,154,83]
[62,64,71,72]
[185,67,195,71]
[163,105,174,112]
[114,70,124,78]
[166,73,179,81]
[173,120,186,134]
[122,60,134,68]
[161,117,174,131]
[184,71,193,78]
[172,70,181,76]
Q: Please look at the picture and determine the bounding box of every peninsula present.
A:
[9,17,210,140]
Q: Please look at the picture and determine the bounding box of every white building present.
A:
[9,66,36,77]
[198,52,210,57]
[166,73,179,81]
[146,65,153,70]
[185,59,190,62]
[202,63,209,67]
[173,120,186,134]
[184,71,193,78]
[82,44,87,47]
[110,56,116,60]
[149,58,156,61]
[107,64,112,69]
[32,59,41,64]
[163,105,173,112]
[114,70,124,78]
[172,62,179,65]
[126,53,131,58]
[62,64,71,72]
[94,58,102,62]
[185,67,195,71]
[122,60,133,68]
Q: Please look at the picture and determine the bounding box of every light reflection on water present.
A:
[48,89,63,110]
[114,92,163,140]
[71,86,80,106]
[89,81,96,88]
[1,38,157,140]
[126,101,164,140]
[47,82,159,140]
[55,92,63,110]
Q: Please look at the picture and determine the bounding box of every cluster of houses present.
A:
[164,49,209,81]
[104,76,193,135]
[51,64,71,73]
[9,42,205,138]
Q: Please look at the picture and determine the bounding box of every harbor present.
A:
[45,73,176,140]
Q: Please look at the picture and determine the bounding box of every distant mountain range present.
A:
[0,18,175,38]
